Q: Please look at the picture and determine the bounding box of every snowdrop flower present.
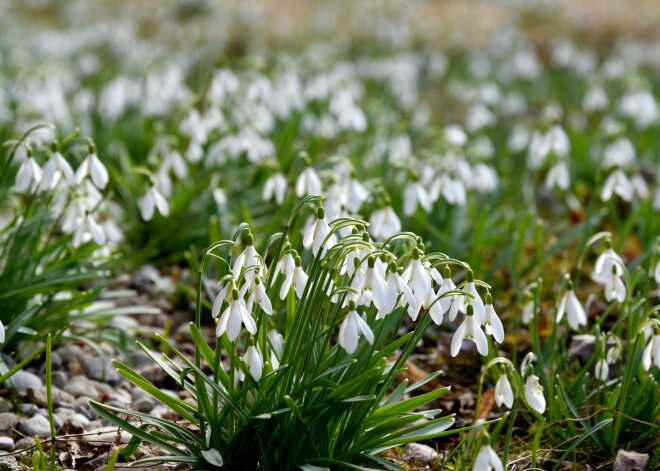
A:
[0,320,5,343]
[642,332,660,371]
[465,103,496,132]
[403,180,432,216]
[75,149,109,190]
[72,213,106,248]
[594,359,609,381]
[351,256,387,313]
[451,304,488,357]
[262,172,288,204]
[165,149,188,179]
[606,343,621,364]
[243,341,263,382]
[369,205,401,241]
[483,293,504,343]
[603,137,635,169]
[232,234,265,282]
[211,278,236,319]
[140,185,170,221]
[345,177,370,213]
[601,168,633,202]
[450,270,485,322]
[303,207,336,257]
[654,260,660,285]
[583,86,608,112]
[592,242,625,284]
[240,276,273,315]
[495,371,514,409]
[268,329,284,369]
[472,163,499,193]
[631,173,650,200]
[295,163,322,197]
[604,265,626,303]
[524,375,546,414]
[382,262,416,316]
[444,125,467,146]
[522,294,535,325]
[338,301,375,355]
[545,160,570,191]
[546,125,570,158]
[436,266,457,315]
[217,289,257,341]
[279,256,308,300]
[274,246,296,280]
[40,150,75,190]
[404,248,432,313]
[474,445,504,471]
[556,280,587,330]
[15,156,42,192]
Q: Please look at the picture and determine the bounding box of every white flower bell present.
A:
[216,289,257,341]
[556,280,587,331]
[369,205,401,241]
[263,172,288,204]
[474,445,504,471]
[243,341,263,382]
[495,372,514,409]
[303,207,336,257]
[642,333,660,371]
[338,301,375,354]
[483,293,504,343]
[524,374,546,414]
[75,148,109,190]
[140,186,170,221]
[451,304,488,357]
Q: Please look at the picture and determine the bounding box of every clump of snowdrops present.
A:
[0,124,126,364]
[91,197,506,470]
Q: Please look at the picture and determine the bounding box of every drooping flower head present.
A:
[451,303,488,357]
[524,374,546,414]
[556,278,587,331]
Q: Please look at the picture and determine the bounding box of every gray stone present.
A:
[52,370,69,389]
[9,370,42,395]
[614,450,649,471]
[55,408,77,423]
[133,396,155,413]
[26,385,75,408]
[109,389,132,404]
[402,443,439,468]
[13,437,36,450]
[0,412,19,431]
[19,414,51,436]
[75,401,95,420]
[71,413,91,426]
[58,420,84,435]
[49,352,62,369]
[82,356,119,384]
[20,403,39,415]
[0,397,14,412]
[0,436,14,451]
[63,375,99,397]
[152,405,179,421]
[55,344,84,364]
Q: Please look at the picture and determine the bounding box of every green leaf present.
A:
[200,448,224,467]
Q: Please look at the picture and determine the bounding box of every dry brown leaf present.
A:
[477,388,495,420]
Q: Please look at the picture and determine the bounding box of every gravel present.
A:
[19,414,52,436]
[9,370,43,395]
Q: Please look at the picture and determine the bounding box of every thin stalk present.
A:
[46,334,56,469]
